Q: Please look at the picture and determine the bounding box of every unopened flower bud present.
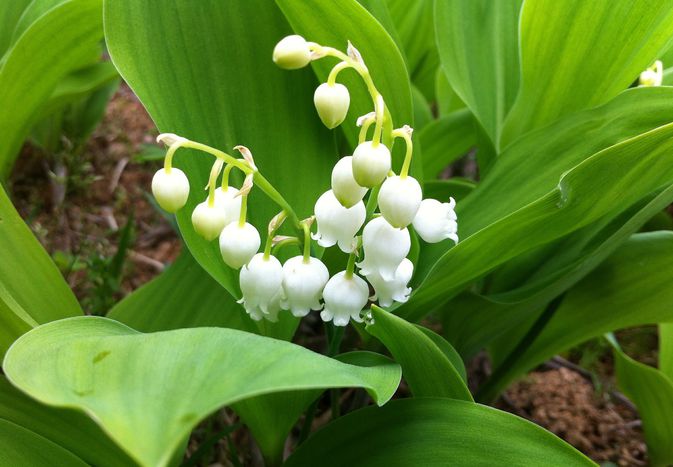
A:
[214,187,243,225]
[378,175,422,228]
[412,198,458,244]
[312,190,366,253]
[366,258,413,307]
[151,168,190,213]
[191,200,227,241]
[239,253,283,321]
[281,256,329,317]
[320,271,369,326]
[314,83,350,129]
[352,141,391,188]
[332,156,367,208]
[357,216,410,281]
[272,35,311,70]
[219,222,260,269]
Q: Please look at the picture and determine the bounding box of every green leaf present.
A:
[0,0,31,57]
[609,336,673,467]
[0,185,81,357]
[502,0,673,145]
[366,306,471,400]
[104,0,334,297]
[482,232,673,399]
[435,0,522,147]
[0,376,135,466]
[285,398,595,466]
[404,87,673,321]
[276,0,415,173]
[0,0,104,178]
[0,419,89,467]
[3,316,401,467]
[411,84,432,131]
[423,178,475,203]
[419,108,475,180]
[232,351,396,464]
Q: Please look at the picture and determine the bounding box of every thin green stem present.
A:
[359,117,375,144]
[302,222,312,263]
[344,249,357,279]
[220,163,233,190]
[238,194,248,227]
[271,236,300,256]
[327,61,350,86]
[207,160,224,207]
[392,127,413,178]
[163,141,183,172]
[365,184,381,221]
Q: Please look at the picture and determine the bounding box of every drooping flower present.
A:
[239,253,283,321]
[314,83,350,129]
[281,256,330,317]
[320,271,369,326]
[219,222,261,269]
[213,186,243,225]
[272,35,311,69]
[151,167,190,213]
[377,175,422,228]
[365,258,413,307]
[331,156,368,208]
[351,141,391,188]
[191,200,227,241]
[412,198,458,244]
[312,190,366,253]
[357,216,410,281]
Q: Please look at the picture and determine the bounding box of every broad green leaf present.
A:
[411,84,432,131]
[3,317,401,467]
[609,337,673,467]
[0,377,135,466]
[435,69,465,115]
[0,0,31,57]
[502,0,673,145]
[276,0,415,173]
[0,185,81,357]
[403,87,673,320]
[232,351,395,464]
[35,62,119,124]
[444,186,673,358]
[435,0,522,147]
[480,232,673,400]
[387,0,437,101]
[419,108,475,179]
[366,306,471,400]
[0,0,103,178]
[423,179,475,203]
[0,419,88,467]
[105,0,334,297]
[285,398,594,466]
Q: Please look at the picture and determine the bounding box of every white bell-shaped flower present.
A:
[366,258,413,307]
[151,167,190,213]
[352,141,391,188]
[314,83,350,129]
[320,271,369,326]
[213,187,243,225]
[332,156,368,208]
[239,253,283,322]
[219,222,261,269]
[272,35,311,70]
[191,200,227,241]
[378,175,422,228]
[312,190,366,253]
[281,256,329,317]
[412,198,458,244]
[357,216,410,281]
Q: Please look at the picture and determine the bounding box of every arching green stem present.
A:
[392,127,413,178]
[327,61,349,86]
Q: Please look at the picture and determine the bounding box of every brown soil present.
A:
[9,84,180,314]
[501,367,646,466]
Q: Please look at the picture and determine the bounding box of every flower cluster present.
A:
[150,36,459,327]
